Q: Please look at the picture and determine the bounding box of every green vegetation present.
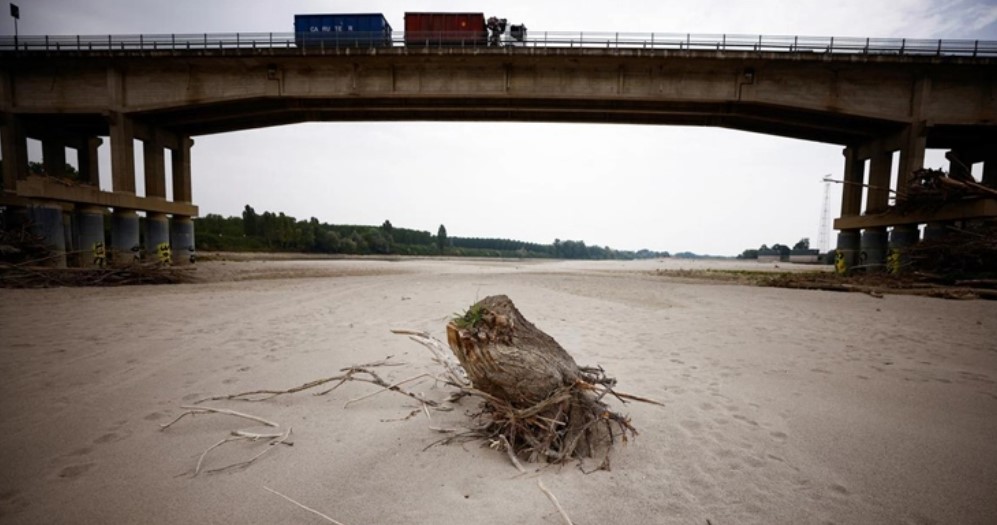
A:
[451,303,486,329]
[194,204,672,260]
[737,237,814,260]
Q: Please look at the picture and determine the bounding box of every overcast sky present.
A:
[8,1,997,255]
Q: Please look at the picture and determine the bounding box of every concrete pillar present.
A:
[169,137,195,265]
[62,210,73,258]
[835,230,860,274]
[840,146,864,218]
[170,216,195,265]
[860,228,888,271]
[170,137,193,204]
[1,114,28,192]
[77,137,102,187]
[866,143,893,214]
[835,147,865,274]
[109,113,136,194]
[144,140,167,199]
[111,209,140,265]
[984,154,996,188]
[895,123,926,202]
[946,150,972,181]
[27,202,67,267]
[145,212,170,264]
[76,206,107,268]
[42,139,67,178]
[888,224,919,274]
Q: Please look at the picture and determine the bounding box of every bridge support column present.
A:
[108,114,139,265]
[859,143,893,271]
[77,137,102,187]
[110,209,139,265]
[860,228,888,271]
[834,146,865,273]
[169,137,195,265]
[42,139,67,179]
[170,216,195,265]
[27,202,67,267]
[888,225,919,274]
[144,140,166,200]
[1,114,28,192]
[76,206,107,268]
[145,212,170,264]
[109,113,136,194]
[835,230,860,274]
[895,122,925,202]
[984,152,997,189]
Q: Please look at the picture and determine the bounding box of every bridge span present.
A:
[1,32,995,268]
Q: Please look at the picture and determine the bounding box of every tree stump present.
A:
[446,295,639,465]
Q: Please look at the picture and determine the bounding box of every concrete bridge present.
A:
[1,32,995,267]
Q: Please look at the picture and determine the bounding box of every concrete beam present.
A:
[16,176,198,216]
[131,120,182,151]
[834,198,997,229]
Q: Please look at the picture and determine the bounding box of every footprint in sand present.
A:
[770,431,788,442]
[732,414,759,427]
[144,411,167,422]
[58,463,94,479]
[93,429,131,445]
[181,393,202,402]
[829,483,850,496]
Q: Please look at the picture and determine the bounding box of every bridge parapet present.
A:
[1,31,995,58]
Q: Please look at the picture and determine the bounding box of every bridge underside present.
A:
[7,97,943,146]
[2,47,995,268]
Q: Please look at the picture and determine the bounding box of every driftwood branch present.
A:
[263,486,347,525]
[537,479,574,525]
[160,405,279,430]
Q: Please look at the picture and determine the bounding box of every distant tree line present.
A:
[194,204,671,260]
[737,237,812,260]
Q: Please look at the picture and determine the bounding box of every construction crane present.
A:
[818,175,832,253]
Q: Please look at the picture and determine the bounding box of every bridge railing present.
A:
[0,31,994,57]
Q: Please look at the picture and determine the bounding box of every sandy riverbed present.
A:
[1,257,995,524]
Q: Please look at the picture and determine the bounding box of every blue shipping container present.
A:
[294,13,393,47]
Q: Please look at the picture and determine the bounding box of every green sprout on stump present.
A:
[451,303,486,329]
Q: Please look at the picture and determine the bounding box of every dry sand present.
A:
[1,257,995,524]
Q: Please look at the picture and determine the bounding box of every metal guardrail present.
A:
[0,31,994,57]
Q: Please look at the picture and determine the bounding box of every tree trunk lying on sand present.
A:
[446,295,656,466]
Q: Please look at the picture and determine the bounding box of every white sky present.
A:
[9,0,997,255]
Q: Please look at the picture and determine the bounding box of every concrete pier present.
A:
[888,224,919,274]
[110,209,140,265]
[76,206,107,268]
[170,216,195,265]
[835,230,860,274]
[860,228,888,271]
[145,212,170,264]
[27,202,67,267]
